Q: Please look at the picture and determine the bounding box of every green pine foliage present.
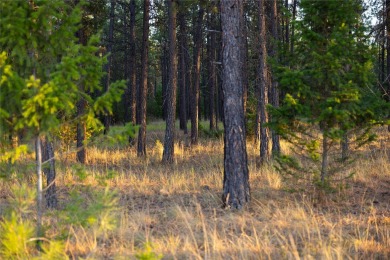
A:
[269,0,390,189]
[0,0,126,143]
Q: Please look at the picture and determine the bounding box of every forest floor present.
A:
[0,121,389,259]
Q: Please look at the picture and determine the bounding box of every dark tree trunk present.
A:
[161,42,168,121]
[191,5,204,146]
[208,6,217,131]
[76,25,87,163]
[162,0,178,164]
[221,0,250,210]
[129,0,137,125]
[137,0,150,157]
[242,9,248,117]
[256,0,270,165]
[76,98,86,163]
[178,9,188,134]
[41,136,57,209]
[290,0,297,54]
[269,0,281,155]
[387,0,390,131]
[103,0,116,134]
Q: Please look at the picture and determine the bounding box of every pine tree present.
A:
[270,0,389,188]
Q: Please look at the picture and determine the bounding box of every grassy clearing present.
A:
[0,122,389,259]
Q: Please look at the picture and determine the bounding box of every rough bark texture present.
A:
[103,0,116,134]
[269,0,281,155]
[161,42,168,121]
[387,0,390,131]
[162,0,178,164]
[257,0,270,165]
[35,137,43,241]
[137,0,150,157]
[291,0,297,54]
[41,136,57,209]
[129,0,137,125]
[178,9,188,134]
[321,135,329,182]
[208,6,217,131]
[191,6,204,146]
[76,24,87,163]
[221,0,250,210]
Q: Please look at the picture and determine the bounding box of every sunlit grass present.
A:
[0,124,389,259]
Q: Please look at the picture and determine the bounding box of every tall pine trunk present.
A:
[129,0,137,125]
[76,21,87,163]
[221,0,250,210]
[103,0,116,134]
[178,9,188,134]
[162,0,178,163]
[269,0,281,155]
[257,0,270,165]
[191,6,204,146]
[137,0,150,157]
[208,6,217,131]
[41,136,57,209]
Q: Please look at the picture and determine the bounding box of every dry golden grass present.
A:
[1,123,389,259]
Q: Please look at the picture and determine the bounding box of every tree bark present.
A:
[129,0,137,125]
[76,21,87,163]
[35,136,43,247]
[269,0,281,155]
[137,0,150,157]
[41,136,57,209]
[387,0,390,131]
[161,42,168,121]
[321,135,329,183]
[257,0,270,165]
[208,6,217,131]
[178,8,188,134]
[290,0,297,54]
[190,5,204,146]
[162,0,178,164]
[103,0,116,134]
[221,0,250,210]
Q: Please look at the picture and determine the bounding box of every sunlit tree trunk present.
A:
[178,8,188,134]
[162,0,178,163]
[191,5,204,146]
[269,0,281,155]
[137,0,150,157]
[221,0,250,210]
[256,0,270,165]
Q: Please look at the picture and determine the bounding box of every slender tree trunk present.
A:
[76,23,87,163]
[162,0,178,164]
[209,7,217,131]
[321,135,329,183]
[35,136,43,247]
[129,0,137,125]
[161,42,168,121]
[137,0,150,157]
[221,0,250,210]
[387,0,390,131]
[257,0,270,165]
[178,9,188,134]
[41,136,57,209]
[104,0,116,134]
[242,9,248,116]
[191,6,204,146]
[290,0,297,54]
[341,133,349,161]
[76,98,86,163]
[269,0,281,155]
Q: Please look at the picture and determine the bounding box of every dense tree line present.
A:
[1,0,389,212]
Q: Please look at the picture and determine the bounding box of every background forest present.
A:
[0,0,389,259]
